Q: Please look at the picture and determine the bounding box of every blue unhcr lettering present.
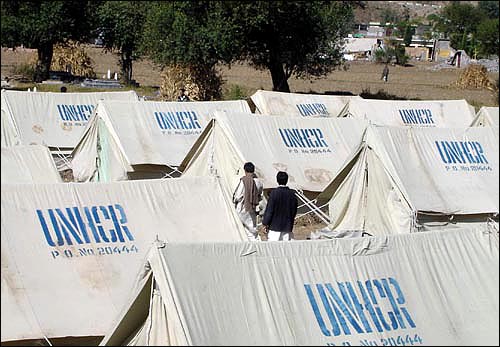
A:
[296,103,329,117]
[304,284,332,336]
[435,140,489,164]
[279,128,328,148]
[154,111,202,130]
[37,204,134,247]
[56,104,94,122]
[398,109,434,125]
[305,278,416,337]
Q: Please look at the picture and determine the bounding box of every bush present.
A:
[12,63,36,81]
[224,84,248,100]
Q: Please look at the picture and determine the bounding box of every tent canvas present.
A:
[1,176,245,344]
[250,90,361,117]
[101,228,499,346]
[181,111,367,202]
[471,106,499,127]
[70,99,251,182]
[1,145,62,183]
[317,125,499,235]
[339,98,476,127]
[0,90,140,149]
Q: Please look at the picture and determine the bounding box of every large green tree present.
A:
[475,18,499,57]
[97,1,146,85]
[141,1,355,93]
[1,1,98,82]
[428,2,486,56]
[230,1,354,92]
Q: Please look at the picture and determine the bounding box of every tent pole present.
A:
[294,191,331,225]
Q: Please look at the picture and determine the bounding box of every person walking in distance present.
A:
[232,162,264,241]
[381,64,389,83]
[262,171,298,241]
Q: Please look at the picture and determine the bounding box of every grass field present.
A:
[2,46,498,108]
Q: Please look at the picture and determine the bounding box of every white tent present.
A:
[181,111,367,202]
[250,90,361,117]
[339,98,476,127]
[1,176,245,344]
[1,145,62,183]
[100,227,499,346]
[471,106,499,127]
[0,89,139,149]
[71,99,251,182]
[317,125,499,235]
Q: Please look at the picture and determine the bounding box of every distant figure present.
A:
[233,162,264,241]
[60,86,67,93]
[177,87,190,102]
[262,171,298,241]
[381,64,389,82]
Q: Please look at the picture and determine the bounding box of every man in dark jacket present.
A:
[262,171,298,241]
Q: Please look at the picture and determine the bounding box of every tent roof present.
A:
[181,111,367,193]
[1,145,62,183]
[0,90,139,148]
[471,106,499,127]
[320,125,499,216]
[70,99,251,181]
[101,227,499,346]
[1,176,245,343]
[341,98,476,127]
[250,89,361,117]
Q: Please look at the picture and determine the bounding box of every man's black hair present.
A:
[276,171,288,185]
[243,162,255,173]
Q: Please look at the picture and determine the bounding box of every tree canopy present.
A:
[1,0,99,81]
[141,1,355,92]
[97,1,146,84]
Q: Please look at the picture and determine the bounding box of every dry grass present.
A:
[2,45,498,107]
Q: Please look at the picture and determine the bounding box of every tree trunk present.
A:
[120,51,133,85]
[34,43,53,83]
[268,58,290,92]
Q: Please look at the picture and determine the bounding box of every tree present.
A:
[141,1,239,99]
[96,1,146,85]
[478,1,499,19]
[1,1,98,82]
[229,1,355,92]
[476,18,499,57]
[438,2,486,55]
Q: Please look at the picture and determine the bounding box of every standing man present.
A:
[233,162,264,241]
[262,171,298,241]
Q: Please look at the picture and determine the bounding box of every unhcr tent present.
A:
[1,176,245,345]
[317,125,499,235]
[181,111,367,202]
[71,99,251,182]
[471,106,499,127]
[101,228,499,346]
[250,90,361,117]
[1,145,62,183]
[339,98,476,127]
[0,90,139,170]
[0,89,139,149]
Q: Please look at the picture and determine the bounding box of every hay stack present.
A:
[160,64,222,101]
[160,65,200,101]
[28,41,96,78]
[455,64,496,90]
[51,41,96,78]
